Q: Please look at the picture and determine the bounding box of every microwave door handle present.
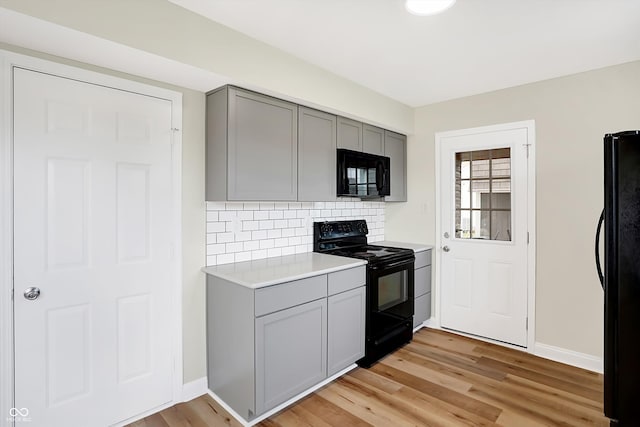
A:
[376,162,385,192]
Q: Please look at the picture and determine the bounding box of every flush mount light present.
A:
[405,0,456,16]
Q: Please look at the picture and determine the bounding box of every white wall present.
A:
[0,0,413,133]
[205,201,385,266]
[0,1,414,385]
[386,60,640,358]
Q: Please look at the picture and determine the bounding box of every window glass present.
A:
[455,148,512,241]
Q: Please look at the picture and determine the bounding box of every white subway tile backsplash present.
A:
[259,239,275,249]
[252,230,267,240]
[269,210,284,220]
[267,248,282,257]
[205,200,385,266]
[226,242,243,253]
[226,202,244,211]
[237,210,254,221]
[207,222,225,233]
[274,219,288,229]
[254,210,269,220]
[252,249,267,260]
[217,253,235,264]
[259,220,274,230]
[235,251,252,262]
[217,232,234,243]
[244,240,259,251]
[267,229,282,239]
[281,246,296,256]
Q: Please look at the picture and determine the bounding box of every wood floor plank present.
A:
[475,356,603,401]
[131,328,608,427]
[370,363,502,422]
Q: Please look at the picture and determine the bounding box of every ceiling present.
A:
[169,0,640,107]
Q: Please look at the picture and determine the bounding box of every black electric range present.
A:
[313,220,415,367]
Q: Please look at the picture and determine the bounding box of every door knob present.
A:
[24,287,40,300]
[442,246,450,252]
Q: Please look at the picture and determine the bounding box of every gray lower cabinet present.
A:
[206,86,298,201]
[327,286,366,376]
[256,298,327,414]
[298,107,337,201]
[206,265,365,421]
[337,116,363,151]
[385,130,407,202]
[413,249,433,328]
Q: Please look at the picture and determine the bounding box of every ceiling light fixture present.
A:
[405,0,456,16]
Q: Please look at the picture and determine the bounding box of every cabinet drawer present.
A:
[414,292,431,328]
[415,265,432,297]
[255,275,327,317]
[415,249,432,269]
[328,266,366,296]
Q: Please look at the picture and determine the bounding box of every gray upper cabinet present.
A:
[385,130,407,202]
[298,107,337,201]
[363,124,385,156]
[337,116,363,151]
[206,86,298,201]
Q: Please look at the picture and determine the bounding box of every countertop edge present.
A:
[376,240,434,253]
[202,257,367,289]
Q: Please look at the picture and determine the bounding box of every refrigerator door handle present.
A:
[595,209,605,290]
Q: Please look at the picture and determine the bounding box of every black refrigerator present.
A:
[596,130,640,426]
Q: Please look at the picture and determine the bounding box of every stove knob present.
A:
[358,222,368,234]
[321,223,333,235]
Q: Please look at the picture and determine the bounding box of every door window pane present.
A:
[455,148,512,241]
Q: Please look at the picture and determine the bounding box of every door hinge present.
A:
[523,143,531,158]
[527,231,530,244]
[526,317,528,330]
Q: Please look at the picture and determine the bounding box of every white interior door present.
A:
[439,124,530,347]
[13,68,175,426]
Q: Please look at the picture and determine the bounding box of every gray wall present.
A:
[386,60,640,358]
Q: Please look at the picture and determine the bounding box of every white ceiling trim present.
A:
[0,7,228,93]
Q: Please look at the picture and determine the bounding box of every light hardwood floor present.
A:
[130,328,607,426]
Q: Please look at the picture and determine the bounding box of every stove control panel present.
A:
[314,219,368,240]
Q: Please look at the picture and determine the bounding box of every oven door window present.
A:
[377,270,409,311]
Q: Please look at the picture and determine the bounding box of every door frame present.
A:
[0,50,184,423]
[434,120,536,351]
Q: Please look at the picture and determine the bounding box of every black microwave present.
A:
[337,149,390,198]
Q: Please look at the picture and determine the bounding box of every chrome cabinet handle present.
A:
[442,246,450,252]
[24,287,41,301]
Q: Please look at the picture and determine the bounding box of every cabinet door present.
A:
[255,299,327,415]
[327,286,365,376]
[228,88,298,200]
[415,265,432,297]
[385,130,407,202]
[298,107,337,201]
[414,292,431,328]
[337,116,362,151]
[363,124,385,155]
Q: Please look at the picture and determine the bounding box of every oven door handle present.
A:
[369,258,414,270]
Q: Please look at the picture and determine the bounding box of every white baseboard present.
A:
[208,364,358,427]
[533,342,603,373]
[182,376,208,402]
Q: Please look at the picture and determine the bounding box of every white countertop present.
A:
[376,240,434,253]
[202,252,367,289]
